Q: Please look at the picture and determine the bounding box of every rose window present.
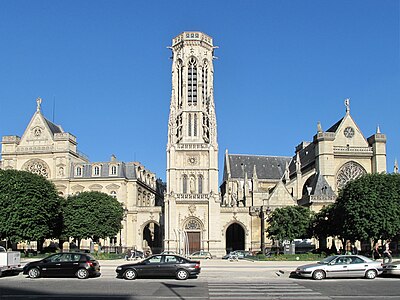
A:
[336,161,366,190]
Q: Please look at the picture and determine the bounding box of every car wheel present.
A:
[176,269,189,280]
[312,270,325,280]
[28,267,41,279]
[365,269,377,279]
[123,269,137,280]
[76,268,89,279]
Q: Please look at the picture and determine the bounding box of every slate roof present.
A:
[70,162,138,179]
[326,118,343,133]
[311,173,335,197]
[44,117,63,134]
[288,142,316,176]
[227,154,291,180]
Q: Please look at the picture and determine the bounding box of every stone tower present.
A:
[165,32,222,256]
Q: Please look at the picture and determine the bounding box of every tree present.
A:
[335,173,400,245]
[266,206,313,244]
[0,169,62,249]
[63,191,124,248]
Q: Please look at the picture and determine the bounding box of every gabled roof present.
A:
[44,117,63,134]
[326,118,343,133]
[227,154,291,180]
[309,173,335,197]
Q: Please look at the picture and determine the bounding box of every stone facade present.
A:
[1,98,165,252]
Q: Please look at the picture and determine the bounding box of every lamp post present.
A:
[119,207,128,252]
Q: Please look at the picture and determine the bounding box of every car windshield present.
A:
[318,256,337,264]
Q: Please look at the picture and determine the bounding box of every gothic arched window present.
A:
[194,113,197,136]
[336,161,366,190]
[188,57,197,106]
[183,175,188,194]
[188,113,192,136]
[198,175,203,194]
[202,61,208,105]
[177,59,183,108]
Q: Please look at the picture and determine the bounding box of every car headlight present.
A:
[116,267,122,271]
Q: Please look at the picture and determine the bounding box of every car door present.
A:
[58,253,81,276]
[326,256,350,278]
[139,255,162,277]
[347,256,367,277]
[159,255,179,276]
[41,253,63,276]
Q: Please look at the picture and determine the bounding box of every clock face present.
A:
[344,126,355,138]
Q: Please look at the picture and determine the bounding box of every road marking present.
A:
[208,282,331,299]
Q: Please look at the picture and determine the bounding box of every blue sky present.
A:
[0,0,399,182]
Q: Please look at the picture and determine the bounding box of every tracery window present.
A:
[188,57,197,106]
[336,161,366,190]
[23,159,49,178]
[183,175,188,194]
[185,219,201,230]
[110,191,117,198]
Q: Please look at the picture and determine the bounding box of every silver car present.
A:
[296,255,383,280]
[383,261,400,276]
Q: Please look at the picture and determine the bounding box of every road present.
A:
[0,259,399,299]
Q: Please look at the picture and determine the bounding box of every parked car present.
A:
[188,251,212,259]
[295,255,383,280]
[222,250,251,259]
[116,254,200,280]
[383,261,400,276]
[23,252,100,279]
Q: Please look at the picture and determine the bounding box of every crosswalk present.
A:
[208,281,331,300]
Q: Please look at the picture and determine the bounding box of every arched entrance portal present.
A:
[226,223,245,254]
[143,222,162,254]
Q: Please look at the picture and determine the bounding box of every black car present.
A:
[23,252,100,279]
[116,254,200,280]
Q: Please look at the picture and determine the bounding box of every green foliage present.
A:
[266,206,313,242]
[311,204,340,239]
[0,169,62,243]
[335,173,400,243]
[63,191,124,242]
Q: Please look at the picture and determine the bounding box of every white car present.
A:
[296,255,383,280]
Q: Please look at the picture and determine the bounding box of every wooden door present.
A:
[187,232,201,254]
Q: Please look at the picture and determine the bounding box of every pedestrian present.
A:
[125,249,132,261]
[351,244,358,255]
[383,240,392,263]
[372,243,381,260]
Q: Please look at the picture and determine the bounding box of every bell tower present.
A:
[165,32,222,256]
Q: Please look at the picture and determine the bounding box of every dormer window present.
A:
[93,165,100,176]
[75,166,82,177]
[110,165,117,176]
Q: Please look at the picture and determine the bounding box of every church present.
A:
[1,31,387,256]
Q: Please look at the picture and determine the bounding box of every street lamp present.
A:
[119,207,128,252]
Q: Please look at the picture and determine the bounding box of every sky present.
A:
[0,0,399,183]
